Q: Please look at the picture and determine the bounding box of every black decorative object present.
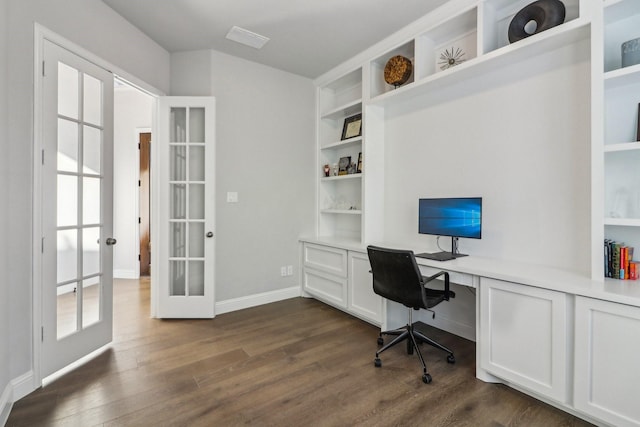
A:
[508,0,566,44]
[622,38,640,68]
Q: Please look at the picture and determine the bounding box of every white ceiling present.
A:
[102,0,450,79]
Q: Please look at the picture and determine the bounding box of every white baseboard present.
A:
[0,381,11,427]
[215,286,301,315]
[113,269,139,280]
[11,370,35,402]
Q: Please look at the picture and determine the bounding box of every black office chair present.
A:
[367,245,456,384]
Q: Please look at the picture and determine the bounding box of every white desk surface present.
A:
[300,236,640,308]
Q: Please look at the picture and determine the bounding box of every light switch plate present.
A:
[227,192,238,203]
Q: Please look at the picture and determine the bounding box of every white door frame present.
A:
[30,24,164,394]
[136,127,152,280]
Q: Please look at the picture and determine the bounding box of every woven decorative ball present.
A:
[384,55,412,87]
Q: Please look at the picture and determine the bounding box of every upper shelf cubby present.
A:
[369,41,415,99]
[319,68,362,118]
[603,0,640,73]
[481,0,581,55]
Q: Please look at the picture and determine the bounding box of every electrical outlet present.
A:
[287,265,293,276]
[280,266,286,277]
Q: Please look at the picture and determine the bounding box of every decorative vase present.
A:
[622,38,640,68]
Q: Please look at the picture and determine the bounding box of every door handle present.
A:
[206,232,214,238]
[106,237,117,246]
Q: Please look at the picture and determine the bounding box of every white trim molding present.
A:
[0,381,11,427]
[215,287,301,315]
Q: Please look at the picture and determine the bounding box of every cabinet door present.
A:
[574,297,640,427]
[479,278,569,402]
[303,243,347,277]
[348,251,382,325]
[303,267,347,309]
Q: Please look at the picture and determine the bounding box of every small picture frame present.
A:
[341,114,362,140]
[338,156,351,175]
[357,152,363,173]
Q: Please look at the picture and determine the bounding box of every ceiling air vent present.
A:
[225,26,270,49]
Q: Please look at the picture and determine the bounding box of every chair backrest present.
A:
[367,245,428,309]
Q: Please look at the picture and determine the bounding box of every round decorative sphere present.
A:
[384,55,412,87]
[508,0,566,44]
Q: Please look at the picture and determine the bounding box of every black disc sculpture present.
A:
[508,0,566,43]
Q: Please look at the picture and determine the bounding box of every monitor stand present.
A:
[415,237,468,261]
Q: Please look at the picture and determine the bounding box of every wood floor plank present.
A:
[7,279,594,426]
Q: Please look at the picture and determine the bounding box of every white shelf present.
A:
[321,174,362,182]
[321,99,362,120]
[604,63,640,89]
[320,209,362,215]
[320,136,362,150]
[604,142,640,152]
[605,218,640,227]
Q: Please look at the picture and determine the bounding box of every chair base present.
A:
[374,321,455,383]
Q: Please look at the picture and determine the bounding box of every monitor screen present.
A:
[418,197,482,239]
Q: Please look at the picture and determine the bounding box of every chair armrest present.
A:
[422,271,454,300]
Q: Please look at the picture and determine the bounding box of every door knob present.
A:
[106,237,117,246]
[206,231,214,238]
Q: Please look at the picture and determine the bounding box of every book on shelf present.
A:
[604,239,638,280]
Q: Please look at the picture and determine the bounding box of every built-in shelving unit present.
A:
[597,0,640,279]
[315,0,589,245]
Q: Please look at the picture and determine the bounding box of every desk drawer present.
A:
[303,267,348,309]
[303,243,347,278]
[418,265,474,288]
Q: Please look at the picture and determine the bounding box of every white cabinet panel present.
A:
[479,278,569,403]
[348,251,382,325]
[574,297,640,427]
[303,267,347,309]
[303,243,347,277]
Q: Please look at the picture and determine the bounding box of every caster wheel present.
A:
[447,354,456,364]
[377,337,384,345]
[374,358,382,368]
[422,373,432,384]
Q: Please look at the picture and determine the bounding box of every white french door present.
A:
[40,40,114,377]
[156,97,216,318]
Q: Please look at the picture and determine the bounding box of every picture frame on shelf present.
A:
[341,114,362,140]
[357,152,362,173]
[338,156,351,175]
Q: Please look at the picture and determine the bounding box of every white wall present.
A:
[0,0,11,418]
[171,50,316,301]
[6,0,170,389]
[113,87,153,278]
[384,40,591,274]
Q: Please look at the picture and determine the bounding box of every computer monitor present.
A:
[416,197,482,261]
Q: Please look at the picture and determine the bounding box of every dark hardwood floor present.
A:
[7,279,593,426]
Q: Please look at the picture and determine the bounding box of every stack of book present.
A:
[604,240,639,280]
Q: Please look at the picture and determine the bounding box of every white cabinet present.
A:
[301,243,381,326]
[302,243,348,309]
[574,297,640,427]
[479,277,569,403]
[348,251,382,325]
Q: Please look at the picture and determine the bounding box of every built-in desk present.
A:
[300,237,640,427]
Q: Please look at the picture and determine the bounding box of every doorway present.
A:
[139,132,151,277]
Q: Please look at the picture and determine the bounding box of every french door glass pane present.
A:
[170,261,186,296]
[83,74,102,126]
[170,222,186,257]
[82,227,101,276]
[189,184,204,219]
[189,108,205,142]
[83,177,101,225]
[57,119,79,173]
[170,146,186,181]
[57,174,78,227]
[171,108,186,142]
[171,184,186,219]
[189,222,204,258]
[57,284,78,339]
[57,229,78,283]
[58,62,79,119]
[188,261,205,296]
[82,277,100,328]
[189,146,205,181]
[83,125,101,174]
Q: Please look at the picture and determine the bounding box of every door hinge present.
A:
[41,326,44,341]
[41,149,45,165]
[138,180,141,187]
[41,237,44,253]
[138,143,141,150]
[138,254,141,261]
[42,61,45,77]
[138,217,141,224]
